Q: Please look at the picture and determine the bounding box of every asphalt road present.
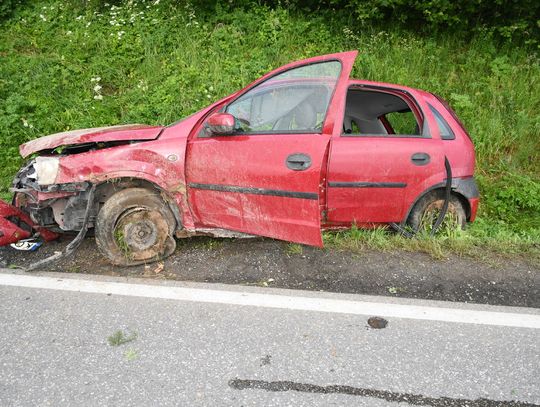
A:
[1,271,539,406]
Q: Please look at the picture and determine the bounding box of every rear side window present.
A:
[385,110,419,136]
[428,104,454,140]
[342,89,423,137]
[432,93,472,140]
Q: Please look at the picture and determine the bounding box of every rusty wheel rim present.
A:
[420,200,460,232]
[115,207,170,262]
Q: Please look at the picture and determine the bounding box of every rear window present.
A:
[432,93,471,140]
[428,104,454,140]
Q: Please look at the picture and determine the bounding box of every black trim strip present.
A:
[329,181,407,188]
[189,183,319,200]
[341,134,425,139]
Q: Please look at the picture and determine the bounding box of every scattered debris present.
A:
[10,239,42,252]
[153,262,164,274]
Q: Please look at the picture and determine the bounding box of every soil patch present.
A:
[1,236,538,308]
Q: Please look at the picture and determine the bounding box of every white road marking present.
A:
[1,272,539,329]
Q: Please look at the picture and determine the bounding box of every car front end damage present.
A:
[2,123,167,247]
[0,155,99,270]
[12,158,94,234]
[1,156,86,247]
[0,198,59,247]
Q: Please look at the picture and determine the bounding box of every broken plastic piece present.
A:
[10,238,43,251]
[25,185,95,272]
[0,199,58,246]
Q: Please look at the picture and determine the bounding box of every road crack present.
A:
[229,379,538,406]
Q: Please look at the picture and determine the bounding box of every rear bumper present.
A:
[451,177,479,222]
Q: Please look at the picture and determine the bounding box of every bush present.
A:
[0,0,26,20]
[228,0,540,46]
[480,174,540,228]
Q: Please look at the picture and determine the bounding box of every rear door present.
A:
[327,87,445,225]
[186,51,357,246]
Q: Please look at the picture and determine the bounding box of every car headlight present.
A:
[34,156,60,185]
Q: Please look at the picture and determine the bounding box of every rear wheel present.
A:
[95,188,176,266]
[407,190,466,233]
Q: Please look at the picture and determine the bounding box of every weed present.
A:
[202,238,223,251]
[124,348,138,361]
[67,265,81,273]
[286,243,303,256]
[387,286,405,294]
[114,228,131,259]
[107,330,137,347]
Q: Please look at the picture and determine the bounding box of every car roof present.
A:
[349,79,424,94]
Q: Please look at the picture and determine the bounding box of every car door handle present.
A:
[286,153,312,171]
[411,152,431,166]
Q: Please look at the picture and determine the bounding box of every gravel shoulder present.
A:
[1,236,538,308]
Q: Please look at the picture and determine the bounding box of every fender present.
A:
[402,176,479,223]
[51,138,194,230]
[91,175,187,233]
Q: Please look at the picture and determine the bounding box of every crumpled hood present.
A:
[19,124,164,158]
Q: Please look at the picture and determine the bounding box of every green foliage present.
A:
[479,173,540,228]
[346,0,539,45]
[286,243,304,256]
[0,0,538,246]
[0,0,24,20]
[107,329,137,346]
[238,0,540,46]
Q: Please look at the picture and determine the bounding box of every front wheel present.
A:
[95,188,176,266]
[406,190,467,234]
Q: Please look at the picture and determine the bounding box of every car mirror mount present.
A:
[206,113,236,136]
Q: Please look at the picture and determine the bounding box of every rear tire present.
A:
[95,188,176,266]
[407,190,466,233]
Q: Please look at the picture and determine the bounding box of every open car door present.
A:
[186,51,357,246]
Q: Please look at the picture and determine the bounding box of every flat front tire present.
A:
[95,188,176,266]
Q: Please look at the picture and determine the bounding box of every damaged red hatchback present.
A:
[1,51,478,265]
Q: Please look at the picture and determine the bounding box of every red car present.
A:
[0,51,478,265]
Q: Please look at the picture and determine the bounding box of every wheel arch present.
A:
[403,184,472,224]
[94,177,183,231]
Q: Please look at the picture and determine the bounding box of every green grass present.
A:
[124,347,138,361]
[107,330,137,346]
[324,223,540,266]
[200,238,223,251]
[0,1,538,257]
[113,228,131,259]
[286,243,304,256]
